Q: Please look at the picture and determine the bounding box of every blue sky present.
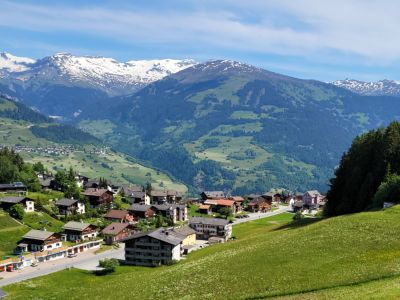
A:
[0,0,399,81]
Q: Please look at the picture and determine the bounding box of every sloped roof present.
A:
[150,190,168,197]
[172,226,196,237]
[63,221,92,231]
[0,196,27,204]
[105,209,129,219]
[202,191,225,198]
[230,196,244,202]
[55,198,78,207]
[305,190,321,197]
[190,216,229,226]
[102,222,130,235]
[83,188,110,197]
[199,204,211,209]
[23,229,55,241]
[128,204,152,212]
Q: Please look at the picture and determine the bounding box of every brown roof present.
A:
[216,199,235,206]
[83,188,110,197]
[105,210,129,219]
[230,196,244,202]
[102,222,130,235]
[199,204,211,210]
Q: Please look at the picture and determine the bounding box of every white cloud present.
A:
[0,0,399,64]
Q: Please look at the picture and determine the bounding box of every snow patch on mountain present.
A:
[331,79,400,97]
[0,52,196,95]
[0,52,36,73]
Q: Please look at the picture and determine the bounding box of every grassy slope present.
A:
[0,211,30,257]
[0,118,187,193]
[5,207,400,299]
[22,211,65,232]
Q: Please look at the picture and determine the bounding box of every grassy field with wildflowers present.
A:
[4,208,400,299]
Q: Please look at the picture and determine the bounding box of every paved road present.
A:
[0,246,125,287]
[232,205,291,225]
[0,207,290,287]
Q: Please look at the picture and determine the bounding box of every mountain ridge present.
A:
[331,79,400,97]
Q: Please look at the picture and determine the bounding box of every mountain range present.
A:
[1,52,400,194]
[0,52,195,117]
[331,79,400,97]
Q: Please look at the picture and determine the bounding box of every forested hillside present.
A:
[326,121,400,216]
[78,60,400,194]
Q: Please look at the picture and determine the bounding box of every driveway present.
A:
[232,205,291,225]
[0,245,125,287]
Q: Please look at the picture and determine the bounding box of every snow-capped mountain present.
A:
[0,52,196,95]
[0,52,36,74]
[331,79,400,97]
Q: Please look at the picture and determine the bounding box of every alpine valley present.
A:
[1,52,400,194]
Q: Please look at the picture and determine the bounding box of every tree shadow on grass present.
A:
[273,217,324,231]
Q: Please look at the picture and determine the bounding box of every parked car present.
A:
[68,253,77,258]
[31,262,38,267]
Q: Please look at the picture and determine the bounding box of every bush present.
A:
[293,211,304,221]
[10,204,25,220]
[96,258,119,275]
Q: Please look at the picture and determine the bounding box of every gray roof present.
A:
[0,288,6,299]
[0,182,26,189]
[128,204,152,212]
[0,196,28,204]
[55,198,78,207]
[39,177,53,187]
[152,204,185,211]
[305,190,321,197]
[23,229,55,241]
[150,190,168,197]
[190,217,229,226]
[63,221,91,231]
[172,226,196,237]
[202,191,224,198]
[127,191,146,198]
[122,227,190,246]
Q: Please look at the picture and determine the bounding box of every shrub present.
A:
[96,258,119,275]
[293,211,304,221]
[10,204,25,220]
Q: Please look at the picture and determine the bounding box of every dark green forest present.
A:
[326,121,400,216]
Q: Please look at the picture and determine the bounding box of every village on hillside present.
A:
[0,164,327,274]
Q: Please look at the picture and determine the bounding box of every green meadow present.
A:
[4,207,400,299]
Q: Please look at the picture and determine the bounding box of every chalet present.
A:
[303,190,323,208]
[121,185,142,196]
[84,179,100,189]
[105,209,134,223]
[123,226,195,266]
[0,196,34,212]
[75,174,89,188]
[246,194,261,201]
[55,198,85,216]
[17,229,62,252]
[128,204,156,219]
[62,221,98,242]
[230,196,245,213]
[198,204,212,215]
[200,191,225,200]
[38,175,55,190]
[246,198,271,212]
[126,191,150,205]
[189,217,232,241]
[293,200,304,212]
[204,199,237,213]
[102,222,135,245]
[82,188,114,208]
[150,190,168,204]
[166,190,183,203]
[0,182,27,194]
[152,204,188,223]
